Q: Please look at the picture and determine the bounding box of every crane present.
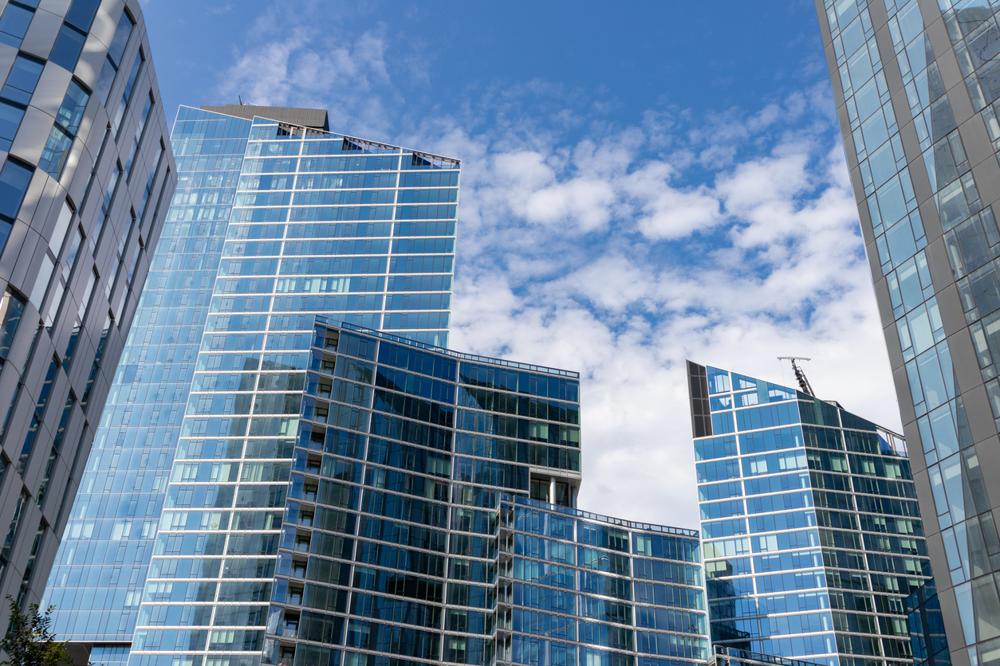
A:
[778,356,815,396]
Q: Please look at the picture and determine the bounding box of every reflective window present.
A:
[49,23,87,72]
[39,80,91,179]
[0,2,35,49]
[0,158,32,223]
[1,54,43,105]
[63,0,100,32]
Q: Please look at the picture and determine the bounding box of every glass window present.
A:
[106,10,134,68]
[49,23,86,72]
[64,0,100,32]
[111,50,143,136]
[0,100,24,152]
[0,3,35,49]
[38,128,73,180]
[1,54,43,105]
[39,80,90,179]
[55,80,89,136]
[0,290,26,361]
[0,158,33,222]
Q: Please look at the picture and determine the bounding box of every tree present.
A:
[0,597,71,666]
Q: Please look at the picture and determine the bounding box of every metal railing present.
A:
[330,320,581,379]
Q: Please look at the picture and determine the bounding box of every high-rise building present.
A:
[496,495,709,666]
[687,361,945,666]
[0,0,174,625]
[42,105,460,664]
[815,1,1000,664]
[121,318,707,666]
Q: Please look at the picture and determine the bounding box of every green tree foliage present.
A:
[0,598,71,666]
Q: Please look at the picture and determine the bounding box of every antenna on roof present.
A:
[778,356,815,396]
[238,95,244,105]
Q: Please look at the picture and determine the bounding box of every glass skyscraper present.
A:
[497,495,709,666]
[0,0,174,626]
[43,105,459,663]
[688,361,943,666]
[42,102,714,666]
[816,1,1000,665]
[120,318,707,666]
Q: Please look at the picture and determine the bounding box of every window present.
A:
[0,101,23,152]
[124,92,153,179]
[64,0,100,33]
[0,492,28,580]
[0,2,37,49]
[137,143,163,222]
[54,80,89,134]
[39,80,91,179]
[0,54,43,151]
[1,54,43,105]
[0,159,33,252]
[95,9,134,104]
[49,23,86,72]
[0,290,26,362]
[111,49,143,136]
[38,131,72,180]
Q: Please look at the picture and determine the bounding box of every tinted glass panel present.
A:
[0,159,32,221]
[1,55,43,105]
[49,24,86,72]
[0,4,34,48]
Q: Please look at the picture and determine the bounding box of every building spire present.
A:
[778,356,814,395]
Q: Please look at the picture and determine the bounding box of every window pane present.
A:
[106,10,134,68]
[38,127,72,179]
[55,80,89,135]
[63,0,100,32]
[49,24,86,72]
[0,4,34,49]
[0,100,25,151]
[1,55,43,105]
[0,159,33,221]
[0,290,26,360]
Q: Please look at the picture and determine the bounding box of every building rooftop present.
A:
[194,103,460,165]
[327,320,581,379]
[506,495,700,538]
[200,103,330,130]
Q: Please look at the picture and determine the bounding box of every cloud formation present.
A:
[216,17,895,529]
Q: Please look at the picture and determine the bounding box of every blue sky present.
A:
[142,1,897,529]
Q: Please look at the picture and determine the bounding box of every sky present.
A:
[140,0,898,530]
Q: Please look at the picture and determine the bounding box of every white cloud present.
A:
[624,162,722,240]
[217,26,396,138]
[213,14,897,531]
[447,120,893,528]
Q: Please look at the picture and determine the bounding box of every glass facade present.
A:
[0,0,174,629]
[497,496,709,666]
[114,320,707,666]
[816,2,1000,665]
[688,362,940,666]
[43,105,460,661]
[130,320,584,666]
[46,108,252,645]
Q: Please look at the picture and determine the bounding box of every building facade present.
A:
[0,0,174,625]
[121,319,707,666]
[687,362,943,666]
[128,319,579,666]
[42,105,460,663]
[496,495,708,666]
[815,1,1000,665]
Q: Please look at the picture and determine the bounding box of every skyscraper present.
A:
[497,495,709,666]
[123,318,707,666]
[44,104,460,663]
[0,0,174,625]
[816,1,1000,664]
[687,361,945,666]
